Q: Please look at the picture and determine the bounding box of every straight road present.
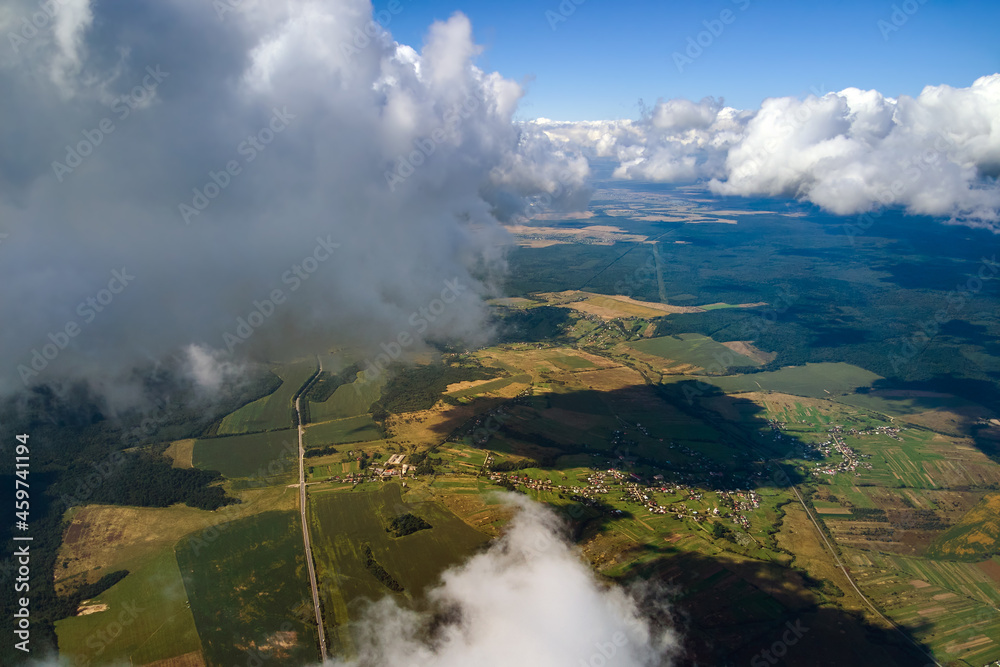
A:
[655,383,942,666]
[784,480,942,666]
[296,357,327,661]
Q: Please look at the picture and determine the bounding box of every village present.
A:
[485,464,763,532]
[306,410,894,541]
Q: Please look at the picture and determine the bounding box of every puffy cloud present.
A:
[536,98,751,184]
[484,125,592,218]
[713,77,1000,224]
[536,77,1000,228]
[328,495,680,667]
[0,0,587,398]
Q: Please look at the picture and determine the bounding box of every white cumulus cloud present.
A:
[535,76,1000,229]
[0,0,588,399]
[327,494,680,667]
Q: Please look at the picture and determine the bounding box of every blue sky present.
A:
[384,0,1000,121]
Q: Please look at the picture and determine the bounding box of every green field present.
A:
[193,429,298,481]
[56,548,202,665]
[309,373,384,423]
[218,362,316,434]
[835,392,982,417]
[699,302,743,311]
[629,333,759,370]
[304,415,383,447]
[666,362,882,398]
[308,483,490,653]
[855,551,1000,663]
[175,510,319,666]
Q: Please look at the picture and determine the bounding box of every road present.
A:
[296,357,327,661]
[785,470,942,667]
[653,383,943,666]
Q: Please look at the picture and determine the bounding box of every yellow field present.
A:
[163,439,195,468]
[720,340,777,365]
[929,493,1000,559]
[537,290,702,320]
[776,503,883,624]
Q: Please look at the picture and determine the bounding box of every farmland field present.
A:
[852,552,1000,664]
[308,483,490,653]
[33,170,1000,667]
[548,354,596,370]
[835,392,980,417]
[56,547,202,666]
[217,362,316,434]
[304,415,383,447]
[628,333,760,370]
[309,373,384,423]
[193,429,298,480]
[665,362,882,398]
[174,510,319,667]
[927,493,1000,560]
[447,373,532,399]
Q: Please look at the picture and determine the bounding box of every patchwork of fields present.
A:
[308,372,384,423]
[193,429,298,480]
[628,333,760,371]
[308,484,490,654]
[217,362,317,434]
[175,511,319,667]
[51,280,1000,666]
[663,362,883,397]
[304,415,383,448]
[56,548,203,665]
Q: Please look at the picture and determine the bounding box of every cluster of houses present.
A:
[851,425,903,440]
[717,489,761,530]
[811,430,874,477]
[765,421,883,478]
[323,453,412,485]
[484,464,766,528]
[501,474,555,492]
